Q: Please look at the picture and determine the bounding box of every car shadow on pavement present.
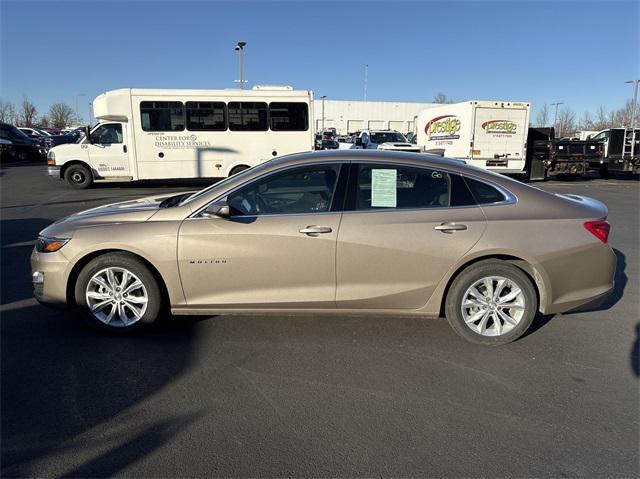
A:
[1,218,53,305]
[632,323,640,378]
[0,304,203,477]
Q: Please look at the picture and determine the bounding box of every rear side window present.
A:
[353,164,451,210]
[186,102,226,131]
[228,102,268,131]
[464,177,506,204]
[140,101,184,132]
[269,102,309,131]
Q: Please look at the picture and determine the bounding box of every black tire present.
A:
[65,164,93,189]
[75,252,162,333]
[229,165,249,176]
[445,260,537,346]
[599,165,611,179]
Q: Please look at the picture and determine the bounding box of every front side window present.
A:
[228,102,268,131]
[140,101,184,132]
[186,101,226,131]
[227,164,341,216]
[353,164,451,210]
[269,102,309,131]
[91,124,123,144]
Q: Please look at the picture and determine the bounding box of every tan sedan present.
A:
[31,151,615,345]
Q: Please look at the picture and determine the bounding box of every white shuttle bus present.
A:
[416,100,530,176]
[47,86,314,188]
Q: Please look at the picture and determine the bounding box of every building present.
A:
[313,99,436,135]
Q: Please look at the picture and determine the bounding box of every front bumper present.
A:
[47,166,62,180]
[30,248,71,305]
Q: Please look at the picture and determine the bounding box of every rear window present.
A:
[464,177,506,204]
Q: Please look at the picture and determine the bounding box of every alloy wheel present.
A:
[85,267,148,327]
[461,276,526,337]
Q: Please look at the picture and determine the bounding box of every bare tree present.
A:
[47,103,76,128]
[0,100,17,123]
[433,93,453,104]
[18,96,38,127]
[579,111,594,130]
[612,100,640,128]
[555,107,577,137]
[535,103,550,127]
[37,116,50,128]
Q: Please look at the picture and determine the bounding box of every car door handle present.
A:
[123,145,127,153]
[299,225,332,235]
[434,222,468,233]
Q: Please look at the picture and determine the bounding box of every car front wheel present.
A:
[445,260,537,346]
[75,253,162,332]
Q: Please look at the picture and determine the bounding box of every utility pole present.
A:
[74,93,85,125]
[551,102,564,135]
[321,95,326,132]
[234,41,247,89]
[625,79,639,157]
[363,65,368,130]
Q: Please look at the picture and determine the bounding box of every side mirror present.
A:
[85,125,93,144]
[354,137,363,147]
[202,201,231,219]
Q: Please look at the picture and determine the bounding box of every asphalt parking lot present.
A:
[1,162,638,478]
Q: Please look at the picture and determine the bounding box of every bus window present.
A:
[186,102,226,131]
[140,101,184,132]
[228,102,268,131]
[270,102,309,131]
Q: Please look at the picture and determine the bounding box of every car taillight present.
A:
[584,220,610,244]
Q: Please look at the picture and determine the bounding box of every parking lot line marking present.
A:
[0,298,38,312]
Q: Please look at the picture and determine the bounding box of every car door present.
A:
[87,123,131,178]
[178,162,347,308]
[336,162,486,309]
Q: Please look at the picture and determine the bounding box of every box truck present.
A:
[47,86,314,188]
[416,100,530,176]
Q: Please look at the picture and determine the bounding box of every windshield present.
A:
[10,126,30,139]
[370,132,407,143]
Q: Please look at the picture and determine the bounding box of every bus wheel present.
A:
[65,164,93,189]
[229,165,249,176]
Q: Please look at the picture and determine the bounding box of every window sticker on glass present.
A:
[371,169,397,207]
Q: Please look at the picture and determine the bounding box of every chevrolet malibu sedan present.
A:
[31,150,615,345]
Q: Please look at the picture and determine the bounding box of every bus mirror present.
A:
[85,125,93,144]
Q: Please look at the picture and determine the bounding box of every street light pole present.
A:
[74,93,86,125]
[321,95,326,132]
[551,102,564,134]
[234,41,247,89]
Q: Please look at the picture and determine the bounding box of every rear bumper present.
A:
[541,244,616,315]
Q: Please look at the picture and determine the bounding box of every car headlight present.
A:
[35,236,70,253]
[47,150,55,160]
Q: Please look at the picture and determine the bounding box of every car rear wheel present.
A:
[75,253,162,333]
[65,164,93,189]
[445,260,537,346]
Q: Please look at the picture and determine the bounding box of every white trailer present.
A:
[416,100,530,175]
[47,86,314,188]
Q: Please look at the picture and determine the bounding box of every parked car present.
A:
[354,130,422,152]
[31,150,615,345]
[0,123,45,160]
[319,139,339,150]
